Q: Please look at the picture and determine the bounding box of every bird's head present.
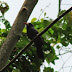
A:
[24,22,34,27]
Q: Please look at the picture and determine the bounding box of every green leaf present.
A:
[40,9,43,11]
[44,12,46,17]
[43,67,54,72]
[56,45,60,49]
[23,28,27,33]
[46,17,48,18]
[48,28,54,35]
[61,37,69,46]
[38,27,44,32]
[46,53,55,63]
[31,18,37,22]
[40,18,44,22]
[16,36,29,48]
[4,20,11,29]
[12,69,20,72]
[1,29,7,33]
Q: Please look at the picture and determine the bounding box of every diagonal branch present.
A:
[1,7,72,72]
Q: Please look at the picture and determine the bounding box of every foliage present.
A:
[43,67,54,72]
[0,1,10,48]
[0,1,9,15]
[0,1,72,72]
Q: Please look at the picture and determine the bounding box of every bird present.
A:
[24,22,44,59]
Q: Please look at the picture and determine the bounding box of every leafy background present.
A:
[0,1,72,72]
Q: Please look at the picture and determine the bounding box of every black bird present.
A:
[24,22,44,59]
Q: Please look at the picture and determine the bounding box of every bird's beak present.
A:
[24,22,29,26]
[24,22,28,25]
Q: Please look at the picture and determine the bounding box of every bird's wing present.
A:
[27,27,38,39]
[31,27,39,34]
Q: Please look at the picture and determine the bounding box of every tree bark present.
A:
[0,0,38,70]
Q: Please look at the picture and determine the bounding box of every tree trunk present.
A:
[0,0,38,70]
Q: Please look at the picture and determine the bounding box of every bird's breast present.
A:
[27,28,38,40]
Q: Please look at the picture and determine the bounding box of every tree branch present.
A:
[0,0,38,70]
[1,7,72,72]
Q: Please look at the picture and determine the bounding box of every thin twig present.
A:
[38,3,51,21]
[59,54,72,72]
[1,7,72,72]
[57,50,72,56]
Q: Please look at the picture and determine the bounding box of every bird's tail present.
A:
[36,46,44,59]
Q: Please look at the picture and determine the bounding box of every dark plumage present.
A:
[25,22,44,59]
